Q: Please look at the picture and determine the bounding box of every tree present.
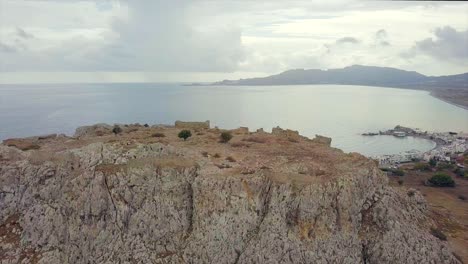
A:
[220,131,233,143]
[178,130,192,141]
[428,173,455,187]
[429,158,437,167]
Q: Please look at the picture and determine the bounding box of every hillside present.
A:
[0,122,463,263]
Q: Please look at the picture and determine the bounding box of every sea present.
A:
[1,83,467,157]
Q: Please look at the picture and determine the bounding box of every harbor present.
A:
[363,125,468,167]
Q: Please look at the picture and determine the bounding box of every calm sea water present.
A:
[1,83,467,156]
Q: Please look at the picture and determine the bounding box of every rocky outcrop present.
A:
[0,125,460,264]
[74,123,113,138]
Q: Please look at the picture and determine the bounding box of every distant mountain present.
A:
[212,65,468,90]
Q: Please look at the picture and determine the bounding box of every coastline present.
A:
[428,91,468,110]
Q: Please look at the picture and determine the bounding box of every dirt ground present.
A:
[388,166,468,263]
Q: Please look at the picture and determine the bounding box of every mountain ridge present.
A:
[212,65,467,87]
[209,65,468,108]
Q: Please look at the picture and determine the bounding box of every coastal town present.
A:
[363,125,468,168]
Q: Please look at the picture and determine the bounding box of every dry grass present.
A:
[151,132,166,138]
[242,136,267,144]
[230,141,249,148]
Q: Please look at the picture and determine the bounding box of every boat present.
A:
[393,131,406,137]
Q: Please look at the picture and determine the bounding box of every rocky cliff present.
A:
[0,124,461,263]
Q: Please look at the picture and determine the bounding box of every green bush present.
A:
[178,130,192,141]
[392,169,405,176]
[453,168,465,177]
[397,180,404,185]
[220,131,233,143]
[429,158,437,167]
[112,125,122,134]
[436,162,454,171]
[428,173,455,187]
[414,163,431,171]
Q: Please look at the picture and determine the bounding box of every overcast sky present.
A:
[0,0,467,83]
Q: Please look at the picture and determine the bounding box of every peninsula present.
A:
[208,65,468,108]
[1,121,465,263]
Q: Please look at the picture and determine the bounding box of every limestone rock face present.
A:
[0,129,460,264]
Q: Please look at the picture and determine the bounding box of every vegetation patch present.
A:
[430,227,447,241]
[151,132,165,138]
[178,130,192,141]
[413,163,431,171]
[112,125,123,135]
[220,131,233,143]
[436,162,454,171]
[428,173,455,187]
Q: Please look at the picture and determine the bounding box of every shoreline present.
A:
[428,91,468,110]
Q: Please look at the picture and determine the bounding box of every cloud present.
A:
[0,1,246,72]
[411,26,468,62]
[374,29,390,46]
[336,37,359,44]
[0,43,16,53]
[98,1,246,72]
[16,27,34,39]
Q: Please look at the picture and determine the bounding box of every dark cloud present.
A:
[16,28,34,39]
[375,29,390,46]
[412,26,468,61]
[0,43,16,53]
[336,37,359,44]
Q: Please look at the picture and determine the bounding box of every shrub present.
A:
[429,158,437,167]
[453,168,463,176]
[458,195,466,201]
[436,162,454,171]
[112,125,122,135]
[392,169,405,176]
[151,132,165,138]
[414,163,431,171]
[220,131,233,143]
[178,130,192,141]
[144,124,149,127]
[428,173,455,187]
[397,180,404,185]
[213,153,221,158]
[430,228,447,241]
[201,151,208,157]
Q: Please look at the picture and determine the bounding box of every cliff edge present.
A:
[0,123,461,263]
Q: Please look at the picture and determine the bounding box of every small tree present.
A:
[112,125,122,135]
[220,131,233,143]
[429,158,437,167]
[428,173,455,187]
[178,130,192,141]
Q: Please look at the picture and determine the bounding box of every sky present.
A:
[0,0,467,83]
